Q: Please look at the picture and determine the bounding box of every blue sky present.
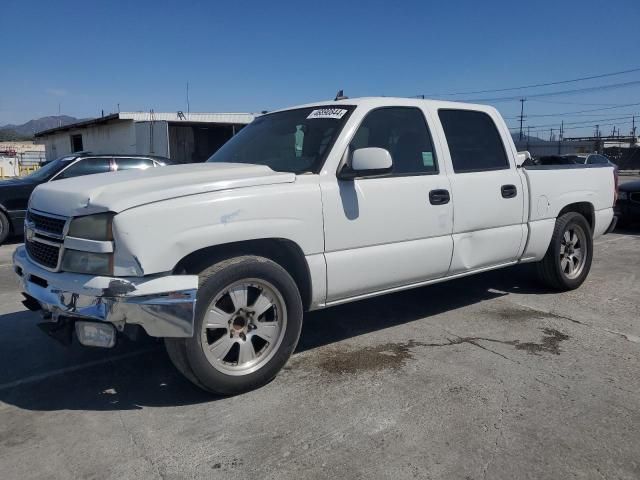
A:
[2,0,639,137]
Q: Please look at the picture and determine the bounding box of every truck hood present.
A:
[29,163,296,217]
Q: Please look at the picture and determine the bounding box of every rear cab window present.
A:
[438,109,510,173]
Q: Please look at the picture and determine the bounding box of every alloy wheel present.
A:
[200,278,287,376]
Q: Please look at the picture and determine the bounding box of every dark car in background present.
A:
[0,153,170,244]
[616,179,640,227]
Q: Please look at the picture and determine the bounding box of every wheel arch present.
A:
[557,202,595,231]
[173,238,314,311]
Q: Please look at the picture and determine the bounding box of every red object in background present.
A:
[0,149,17,157]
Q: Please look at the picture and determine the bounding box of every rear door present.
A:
[436,109,525,273]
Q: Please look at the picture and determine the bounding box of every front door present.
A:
[321,106,454,302]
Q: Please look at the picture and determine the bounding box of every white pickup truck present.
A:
[14,97,617,394]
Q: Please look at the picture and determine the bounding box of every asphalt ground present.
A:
[0,196,639,479]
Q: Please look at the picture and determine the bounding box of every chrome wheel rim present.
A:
[559,224,587,280]
[201,278,287,376]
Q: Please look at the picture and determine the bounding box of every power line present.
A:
[501,101,640,119]
[509,117,633,132]
[420,67,640,97]
[509,115,634,130]
[465,79,640,103]
[528,99,621,106]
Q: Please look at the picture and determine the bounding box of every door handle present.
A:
[501,184,517,199]
[429,189,450,205]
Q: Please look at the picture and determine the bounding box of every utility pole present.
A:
[550,128,554,142]
[518,98,526,141]
[186,82,190,115]
[560,120,564,141]
[526,126,531,151]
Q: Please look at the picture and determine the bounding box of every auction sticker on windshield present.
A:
[307,108,348,120]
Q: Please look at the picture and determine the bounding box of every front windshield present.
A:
[207,106,354,173]
[23,156,75,181]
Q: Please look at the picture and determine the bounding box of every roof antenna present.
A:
[334,89,348,101]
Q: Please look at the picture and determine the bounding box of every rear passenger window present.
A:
[588,155,608,165]
[351,107,437,175]
[438,110,509,173]
[115,158,155,171]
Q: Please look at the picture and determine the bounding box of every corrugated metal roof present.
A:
[35,112,257,137]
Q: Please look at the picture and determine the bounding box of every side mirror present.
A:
[516,150,532,167]
[340,147,392,179]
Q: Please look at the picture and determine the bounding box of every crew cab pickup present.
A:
[13,98,617,395]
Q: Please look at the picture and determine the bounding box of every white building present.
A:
[34,111,256,163]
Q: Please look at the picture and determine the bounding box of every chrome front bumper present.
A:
[13,246,198,338]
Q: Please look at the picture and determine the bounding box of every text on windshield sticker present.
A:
[307,108,348,120]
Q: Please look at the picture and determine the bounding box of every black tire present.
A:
[536,212,593,291]
[165,255,303,395]
[0,211,9,245]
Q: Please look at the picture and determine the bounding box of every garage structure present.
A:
[34,111,257,163]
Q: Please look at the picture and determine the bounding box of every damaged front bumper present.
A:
[13,246,198,340]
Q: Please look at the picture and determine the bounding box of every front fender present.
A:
[112,179,324,275]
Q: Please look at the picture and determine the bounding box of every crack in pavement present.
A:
[423,327,570,357]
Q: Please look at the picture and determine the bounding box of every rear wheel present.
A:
[536,212,593,291]
[0,211,10,245]
[165,255,303,395]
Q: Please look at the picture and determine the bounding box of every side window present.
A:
[588,155,608,165]
[56,158,111,179]
[438,110,509,173]
[115,158,155,171]
[351,107,437,175]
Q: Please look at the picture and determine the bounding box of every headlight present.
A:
[618,191,628,200]
[67,213,114,241]
[61,250,113,276]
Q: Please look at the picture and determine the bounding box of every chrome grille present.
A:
[27,211,66,236]
[26,240,60,269]
[25,210,68,271]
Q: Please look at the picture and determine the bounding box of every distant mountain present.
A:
[0,115,89,138]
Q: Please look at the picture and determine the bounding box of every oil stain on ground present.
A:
[316,340,425,375]
[514,328,570,355]
[296,328,570,377]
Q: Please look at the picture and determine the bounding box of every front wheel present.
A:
[166,255,303,395]
[536,212,593,291]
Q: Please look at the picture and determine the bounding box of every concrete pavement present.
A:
[0,228,639,479]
